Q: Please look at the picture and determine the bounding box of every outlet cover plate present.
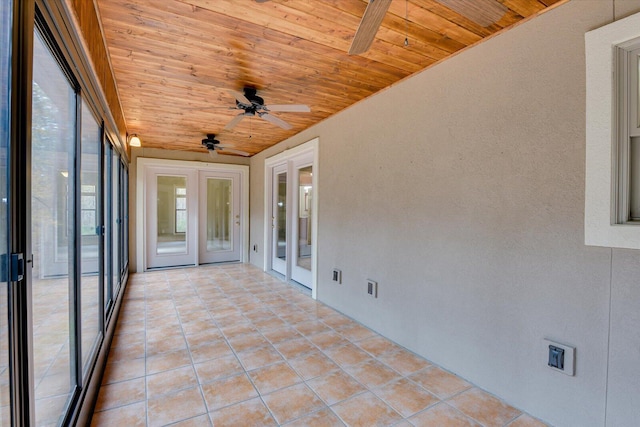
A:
[543,338,575,376]
[367,280,378,298]
[332,269,342,284]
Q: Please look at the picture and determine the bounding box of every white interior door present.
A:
[146,167,197,268]
[271,164,288,276]
[199,171,241,263]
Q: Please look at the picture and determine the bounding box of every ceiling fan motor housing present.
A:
[242,87,264,108]
[202,134,219,150]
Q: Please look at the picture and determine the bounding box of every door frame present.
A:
[136,157,249,272]
[264,138,318,299]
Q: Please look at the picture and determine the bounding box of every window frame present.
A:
[613,41,640,224]
[585,11,640,249]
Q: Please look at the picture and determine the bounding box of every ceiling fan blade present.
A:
[259,113,292,130]
[434,0,507,27]
[266,104,311,113]
[229,90,251,105]
[224,113,248,130]
[218,146,251,157]
[349,0,392,55]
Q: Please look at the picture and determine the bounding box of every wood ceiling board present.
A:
[96,0,567,154]
[433,0,507,28]
[100,6,407,87]
[500,0,546,18]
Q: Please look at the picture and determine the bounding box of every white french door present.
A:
[141,160,247,270]
[199,171,242,264]
[146,167,198,268]
[265,139,318,296]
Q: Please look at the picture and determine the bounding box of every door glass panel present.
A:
[32,29,75,426]
[112,152,120,297]
[276,172,287,261]
[157,176,187,254]
[637,54,640,127]
[206,178,232,252]
[0,0,11,423]
[123,168,129,270]
[630,136,640,220]
[80,100,101,379]
[297,166,312,271]
[104,144,112,312]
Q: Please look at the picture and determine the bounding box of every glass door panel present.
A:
[146,169,197,269]
[198,172,241,264]
[104,144,112,314]
[296,166,312,271]
[272,167,287,276]
[157,176,187,255]
[79,100,101,380]
[111,152,120,297]
[0,0,11,422]
[31,29,76,426]
[291,165,312,287]
[207,179,231,251]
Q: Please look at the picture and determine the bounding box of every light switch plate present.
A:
[543,338,575,376]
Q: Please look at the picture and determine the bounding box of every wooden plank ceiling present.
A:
[95,0,564,156]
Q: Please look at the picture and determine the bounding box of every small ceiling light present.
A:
[129,134,142,147]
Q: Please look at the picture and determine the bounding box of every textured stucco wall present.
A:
[249,1,640,425]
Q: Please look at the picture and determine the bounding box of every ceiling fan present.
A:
[349,0,508,55]
[201,134,250,157]
[224,87,310,131]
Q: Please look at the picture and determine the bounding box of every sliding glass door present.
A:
[79,100,102,381]
[31,28,76,425]
[1,2,131,424]
[28,17,130,425]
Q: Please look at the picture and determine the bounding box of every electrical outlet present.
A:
[367,280,378,298]
[543,339,575,376]
[332,269,342,284]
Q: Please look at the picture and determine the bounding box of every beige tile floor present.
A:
[92,264,550,427]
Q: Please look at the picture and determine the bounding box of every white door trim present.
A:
[264,138,319,299]
[136,157,249,272]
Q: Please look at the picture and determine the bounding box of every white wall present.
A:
[249,1,640,426]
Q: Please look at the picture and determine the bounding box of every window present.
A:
[585,12,640,249]
[614,40,640,223]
